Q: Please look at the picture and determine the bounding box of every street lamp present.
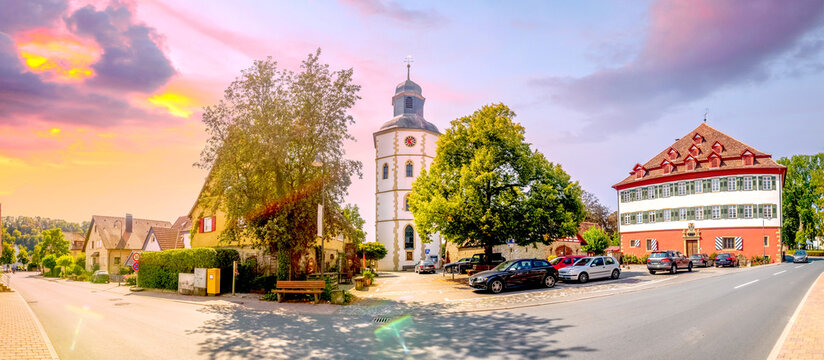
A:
[312,155,325,274]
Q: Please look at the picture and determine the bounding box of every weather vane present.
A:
[704,108,709,123]
[404,55,414,80]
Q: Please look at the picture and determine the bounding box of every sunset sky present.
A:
[1,0,823,242]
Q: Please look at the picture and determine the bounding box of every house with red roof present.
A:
[613,123,785,261]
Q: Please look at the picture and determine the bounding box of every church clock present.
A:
[404,136,416,147]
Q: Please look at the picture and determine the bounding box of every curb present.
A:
[767,271,823,360]
[16,291,60,360]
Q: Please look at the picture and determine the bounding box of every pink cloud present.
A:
[534,0,824,137]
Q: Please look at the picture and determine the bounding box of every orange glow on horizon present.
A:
[16,29,100,81]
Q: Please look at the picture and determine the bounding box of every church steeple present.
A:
[378,61,439,134]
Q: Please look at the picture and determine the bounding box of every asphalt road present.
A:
[10,259,823,359]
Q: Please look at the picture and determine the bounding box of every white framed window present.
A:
[623,213,631,225]
[621,192,628,202]
[203,217,214,232]
[648,187,655,199]
[729,206,737,219]
[635,188,642,200]
[763,176,773,190]
[712,178,720,192]
[696,207,704,220]
[763,205,773,219]
[728,176,737,191]
[663,210,671,221]
[649,211,656,223]
[678,182,686,195]
[662,185,670,197]
[743,176,753,190]
[712,206,721,219]
[744,205,753,218]
[695,180,703,193]
[630,240,640,248]
[636,213,643,224]
[679,208,687,221]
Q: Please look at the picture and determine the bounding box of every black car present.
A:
[443,257,472,274]
[445,253,506,274]
[714,253,738,267]
[468,259,558,294]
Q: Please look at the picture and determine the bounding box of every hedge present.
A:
[137,248,240,291]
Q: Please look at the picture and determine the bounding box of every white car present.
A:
[557,256,621,283]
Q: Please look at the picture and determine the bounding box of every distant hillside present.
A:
[2,216,89,251]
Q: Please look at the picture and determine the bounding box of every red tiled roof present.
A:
[613,123,784,188]
[149,227,181,251]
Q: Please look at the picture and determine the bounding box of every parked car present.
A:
[444,257,472,274]
[549,255,587,270]
[647,250,692,274]
[714,253,738,267]
[690,253,713,267]
[557,256,621,283]
[450,252,507,274]
[793,250,808,263]
[415,260,436,274]
[468,259,558,294]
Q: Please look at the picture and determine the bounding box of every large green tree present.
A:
[195,50,362,279]
[581,226,610,255]
[17,247,29,265]
[0,241,14,265]
[778,154,824,248]
[409,103,586,261]
[40,228,70,258]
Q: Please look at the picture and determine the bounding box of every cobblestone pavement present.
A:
[0,291,59,360]
[773,271,824,360]
[338,264,768,317]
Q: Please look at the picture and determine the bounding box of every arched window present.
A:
[382,163,389,179]
[404,225,414,249]
[405,96,413,109]
[406,161,413,177]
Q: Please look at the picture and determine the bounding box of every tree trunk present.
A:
[484,245,494,265]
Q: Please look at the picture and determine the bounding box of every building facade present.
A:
[614,123,785,261]
[374,70,442,271]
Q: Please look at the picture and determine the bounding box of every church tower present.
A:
[374,64,441,271]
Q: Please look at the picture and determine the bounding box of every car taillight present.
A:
[662,258,671,262]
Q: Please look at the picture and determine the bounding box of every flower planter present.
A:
[364,277,373,286]
[354,276,365,290]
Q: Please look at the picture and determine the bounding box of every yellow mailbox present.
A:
[206,268,220,295]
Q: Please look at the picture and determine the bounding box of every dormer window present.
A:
[668,148,678,161]
[635,169,645,179]
[709,153,721,168]
[693,133,703,145]
[663,162,673,174]
[685,157,696,171]
[404,96,413,109]
[689,145,700,157]
[712,141,723,153]
[742,151,754,166]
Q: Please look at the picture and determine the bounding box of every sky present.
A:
[1,0,823,242]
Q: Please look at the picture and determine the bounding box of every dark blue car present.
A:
[714,253,738,267]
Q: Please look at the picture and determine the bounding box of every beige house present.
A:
[83,214,171,274]
[141,216,192,252]
[65,232,86,258]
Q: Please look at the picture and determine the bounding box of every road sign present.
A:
[132,262,139,272]
[507,238,515,247]
[132,252,140,262]
[425,248,430,255]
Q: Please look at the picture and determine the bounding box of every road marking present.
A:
[734,279,759,289]
[795,265,803,269]
[773,270,786,276]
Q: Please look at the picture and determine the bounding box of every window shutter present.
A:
[688,208,695,220]
[738,205,744,217]
[773,204,778,217]
[656,210,663,222]
[199,218,204,233]
[211,216,216,231]
[772,176,777,190]
[703,206,710,219]
[688,181,694,194]
[721,206,728,219]
[757,204,763,218]
[643,212,648,223]
[703,179,710,191]
[720,178,728,191]
[737,177,742,190]
[757,176,762,190]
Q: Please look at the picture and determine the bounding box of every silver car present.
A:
[793,250,808,263]
[557,256,621,283]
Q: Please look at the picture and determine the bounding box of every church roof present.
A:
[395,79,422,95]
[379,114,440,133]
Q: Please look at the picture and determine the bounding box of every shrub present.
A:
[736,254,747,265]
[42,254,57,274]
[261,290,278,301]
[71,264,84,276]
[321,276,335,301]
[137,248,240,291]
[120,266,134,275]
[362,270,375,281]
[76,273,90,282]
[547,255,557,262]
[74,253,86,269]
[92,274,108,283]
[805,250,824,256]
[124,274,136,286]
[640,255,649,264]
[709,252,717,260]
[27,263,37,271]
[251,275,278,293]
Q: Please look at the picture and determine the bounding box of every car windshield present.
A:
[492,260,517,271]
[650,252,668,258]
[690,255,702,258]
[549,258,563,265]
[717,254,730,258]
[459,258,470,262]
[573,258,591,266]
[795,250,807,255]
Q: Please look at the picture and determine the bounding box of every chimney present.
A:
[125,213,133,233]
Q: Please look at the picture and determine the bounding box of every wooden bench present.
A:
[275,280,325,303]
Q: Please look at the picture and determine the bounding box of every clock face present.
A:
[404,136,416,147]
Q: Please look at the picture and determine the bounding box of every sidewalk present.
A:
[0,292,59,360]
[772,271,824,360]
